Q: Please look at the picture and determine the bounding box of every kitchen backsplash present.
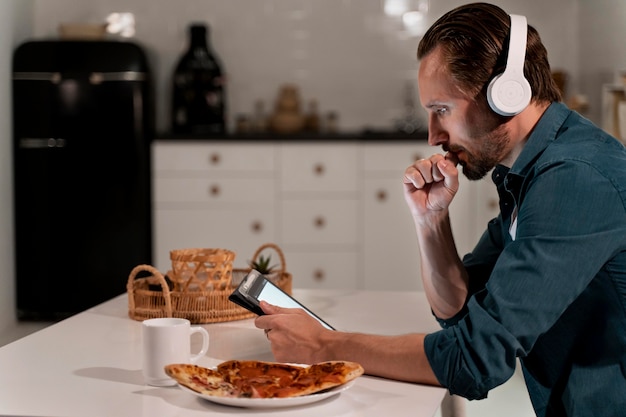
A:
[30,0,580,134]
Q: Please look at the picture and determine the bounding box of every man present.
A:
[255,3,626,416]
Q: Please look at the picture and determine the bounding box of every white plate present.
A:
[178,380,355,409]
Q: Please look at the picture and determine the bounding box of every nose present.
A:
[427,114,448,147]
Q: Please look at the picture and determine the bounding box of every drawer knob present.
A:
[313,163,325,176]
[313,216,326,229]
[209,152,221,165]
[208,184,221,197]
[313,269,325,282]
[251,221,263,233]
[376,189,388,202]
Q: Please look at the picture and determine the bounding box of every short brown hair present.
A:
[417,2,561,104]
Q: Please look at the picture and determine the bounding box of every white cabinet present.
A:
[363,175,421,290]
[152,140,495,290]
[152,142,277,272]
[280,144,359,194]
[153,207,276,271]
[279,143,359,289]
[154,142,276,173]
[361,143,478,290]
[362,144,425,291]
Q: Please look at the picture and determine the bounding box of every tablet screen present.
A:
[255,279,334,330]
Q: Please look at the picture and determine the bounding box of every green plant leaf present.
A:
[248,254,278,274]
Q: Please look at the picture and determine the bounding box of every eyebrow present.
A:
[425,102,448,109]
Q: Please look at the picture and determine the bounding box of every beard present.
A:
[446,117,510,181]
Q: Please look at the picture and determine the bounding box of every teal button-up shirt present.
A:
[424,102,626,417]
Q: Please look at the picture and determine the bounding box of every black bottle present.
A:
[171,23,226,134]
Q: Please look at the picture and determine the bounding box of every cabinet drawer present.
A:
[153,207,276,272]
[280,199,358,245]
[154,178,275,204]
[283,251,358,290]
[153,142,276,174]
[363,143,433,174]
[363,178,422,291]
[280,144,358,193]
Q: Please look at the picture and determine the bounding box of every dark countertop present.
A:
[156,129,429,142]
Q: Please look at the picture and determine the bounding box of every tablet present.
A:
[229,269,335,330]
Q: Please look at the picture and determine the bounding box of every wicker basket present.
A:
[127,244,292,324]
[168,248,235,291]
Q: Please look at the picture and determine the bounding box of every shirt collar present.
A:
[508,102,571,178]
[489,102,571,218]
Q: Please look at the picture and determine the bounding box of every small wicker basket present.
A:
[168,247,235,291]
[127,244,292,324]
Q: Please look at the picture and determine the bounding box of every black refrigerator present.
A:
[12,40,154,320]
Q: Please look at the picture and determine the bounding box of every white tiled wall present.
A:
[31,0,421,133]
[31,0,584,135]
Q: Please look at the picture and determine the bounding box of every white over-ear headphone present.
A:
[486,14,532,116]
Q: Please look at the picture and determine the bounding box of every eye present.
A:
[425,104,450,117]
[435,106,449,115]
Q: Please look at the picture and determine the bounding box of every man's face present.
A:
[417,46,511,180]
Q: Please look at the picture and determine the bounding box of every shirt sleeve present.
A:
[424,157,625,399]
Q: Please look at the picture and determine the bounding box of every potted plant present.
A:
[248,254,279,282]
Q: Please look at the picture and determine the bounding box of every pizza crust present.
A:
[164,360,364,399]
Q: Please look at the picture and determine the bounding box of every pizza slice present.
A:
[164,360,364,399]
[295,360,364,396]
[217,360,304,398]
[164,363,241,397]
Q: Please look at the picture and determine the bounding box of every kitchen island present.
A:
[0,289,449,417]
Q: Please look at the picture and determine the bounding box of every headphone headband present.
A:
[506,15,528,79]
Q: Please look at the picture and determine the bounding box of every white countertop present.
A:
[0,289,446,417]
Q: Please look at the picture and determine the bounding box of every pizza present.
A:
[164,360,364,399]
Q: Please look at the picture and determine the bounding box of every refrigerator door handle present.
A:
[89,71,147,84]
[13,72,62,83]
[18,137,67,148]
[14,71,146,84]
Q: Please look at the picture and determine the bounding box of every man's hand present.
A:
[254,301,332,364]
[402,153,459,221]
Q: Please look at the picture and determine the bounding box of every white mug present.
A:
[141,317,209,386]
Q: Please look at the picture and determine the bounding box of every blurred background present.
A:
[14,0,626,134]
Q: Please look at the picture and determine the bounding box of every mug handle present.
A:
[189,327,210,363]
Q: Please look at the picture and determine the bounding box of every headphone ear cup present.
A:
[487,71,532,116]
